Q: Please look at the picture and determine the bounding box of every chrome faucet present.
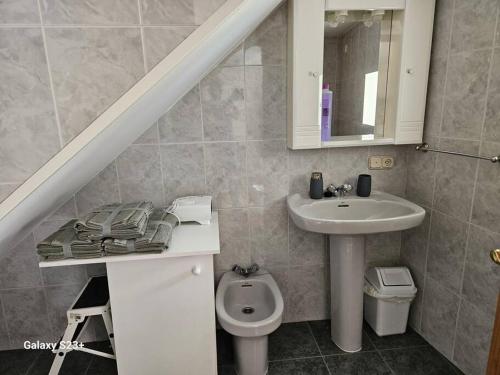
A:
[232,264,260,277]
[326,183,353,198]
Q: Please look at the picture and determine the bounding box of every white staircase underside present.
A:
[0,0,283,253]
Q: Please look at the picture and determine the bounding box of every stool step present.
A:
[72,276,109,309]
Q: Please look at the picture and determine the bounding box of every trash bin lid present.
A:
[365,267,417,297]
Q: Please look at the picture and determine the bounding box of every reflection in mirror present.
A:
[322,10,392,141]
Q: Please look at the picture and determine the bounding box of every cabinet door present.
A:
[288,0,324,149]
[399,0,435,123]
[107,255,217,375]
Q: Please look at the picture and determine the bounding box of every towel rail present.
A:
[415,143,499,163]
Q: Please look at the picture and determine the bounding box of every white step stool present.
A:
[49,276,115,375]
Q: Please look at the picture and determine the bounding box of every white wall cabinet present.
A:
[287,0,435,149]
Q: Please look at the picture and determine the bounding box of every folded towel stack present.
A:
[74,201,154,241]
[37,220,103,260]
[104,208,179,255]
[37,201,180,261]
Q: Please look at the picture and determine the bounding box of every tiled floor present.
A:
[0,321,464,375]
[218,321,465,375]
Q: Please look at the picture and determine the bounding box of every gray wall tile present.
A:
[406,148,436,207]
[249,202,288,268]
[0,28,60,183]
[484,48,500,143]
[0,235,42,289]
[244,4,287,66]
[41,0,139,25]
[441,49,491,140]
[75,163,120,215]
[246,140,288,206]
[201,67,245,141]
[140,0,195,25]
[116,145,164,206]
[0,184,18,203]
[471,142,500,232]
[451,0,498,53]
[369,146,408,197]
[245,66,285,140]
[143,26,195,70]
[204,142,247,208]
[45,283,86,337]
[160,143,206,205]
[1,288,54,347]
[134,123,159,145]
[288,149,329,195]
[158,86,203,143]
[401,209,431,275]
[0,0,39,24]
[289,221,326,267]
[41,265,88,287]
[421,276,460,359]
[365,232,401,269]
[328,147,369,188]
[427,211,467,293]
[46,27,144,144]
[433,154,477,221]
[462,225,500,316]
[287,265,329,322]
[0,298,10,350]
[214,208,250,272]
[453,299,495,375]
[193,0,226,25]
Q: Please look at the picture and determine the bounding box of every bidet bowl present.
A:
[216,271,284,338]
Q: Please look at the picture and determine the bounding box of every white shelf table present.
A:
[40,212,220,375]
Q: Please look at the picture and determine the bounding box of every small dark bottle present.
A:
[309,172,323,199]
[356,174,371,197]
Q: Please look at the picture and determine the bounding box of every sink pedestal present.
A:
[329,234,365,352]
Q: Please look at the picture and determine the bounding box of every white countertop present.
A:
[39,212,220,268]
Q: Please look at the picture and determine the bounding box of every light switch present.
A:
[368,156,383,170]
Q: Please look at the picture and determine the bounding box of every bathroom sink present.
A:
[287,191,425,235]
[286,191,425,353]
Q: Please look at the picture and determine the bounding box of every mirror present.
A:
[322,10,392,141]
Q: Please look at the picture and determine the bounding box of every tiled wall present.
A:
[1,0,407,352]
[402,0,500,374]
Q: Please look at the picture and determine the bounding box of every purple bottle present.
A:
[321,83,333,141]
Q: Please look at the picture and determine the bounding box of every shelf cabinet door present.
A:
[287,0,325,149]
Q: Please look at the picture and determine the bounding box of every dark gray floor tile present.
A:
[364,322,428,350]
[269,357,330,374]
[308,320,375,355]
[325,352,392,375]
[216,329,234,365]
[380,346,464,375]
[86,356,117,375]
[268,322,320,361]
[218,365,237,375]
[26,349,93,375]
[0,349,40,375]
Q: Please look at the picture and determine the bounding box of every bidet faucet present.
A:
[232,264,260,277]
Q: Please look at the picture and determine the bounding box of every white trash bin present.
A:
[363,267,417,336]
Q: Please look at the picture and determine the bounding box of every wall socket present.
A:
[369,156,394,170]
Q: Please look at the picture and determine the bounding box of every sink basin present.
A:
[286,191,425,353]
[287,191,425,235]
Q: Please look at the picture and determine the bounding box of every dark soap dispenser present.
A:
[310,172,323,199]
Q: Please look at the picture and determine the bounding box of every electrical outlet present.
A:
[382,156,394,169]
[368,156,383,170]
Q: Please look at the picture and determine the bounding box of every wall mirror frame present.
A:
[287,0,436,149]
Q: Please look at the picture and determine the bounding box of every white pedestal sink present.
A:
[287,191,425,352]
